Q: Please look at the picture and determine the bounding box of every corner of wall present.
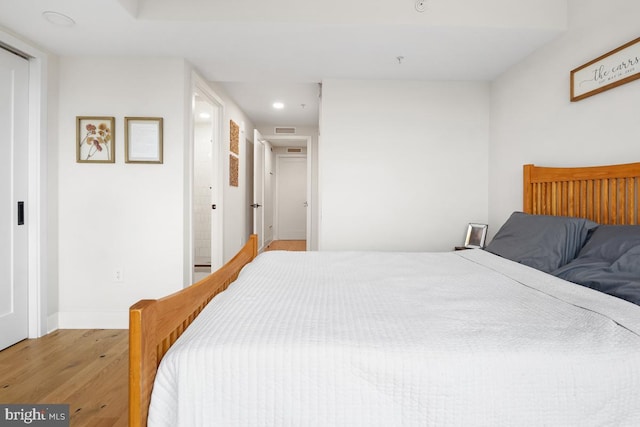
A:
[47,312,59,334]
[46,53,60,326]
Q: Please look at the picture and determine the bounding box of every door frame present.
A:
[0,30,48,337]
[188,72,225,282]
[252,131,267,251]
[263,135,313,250]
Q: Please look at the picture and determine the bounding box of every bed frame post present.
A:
[523,164,533,214]
[250,233,258,257]
[129,299,158,427]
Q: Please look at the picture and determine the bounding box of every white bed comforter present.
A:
[148,250,640,427]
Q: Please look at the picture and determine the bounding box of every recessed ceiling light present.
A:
[272,102,284,109]
[42,11,76,27]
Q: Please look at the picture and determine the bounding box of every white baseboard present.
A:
[58,311,129,329]
[47,312,59,334]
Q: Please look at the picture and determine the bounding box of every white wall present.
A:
[57,57,191,328]
[489,0,640,238]
[207,82,257,260]
[319,79,490,251]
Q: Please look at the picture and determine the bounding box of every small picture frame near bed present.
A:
[465,223,488,248]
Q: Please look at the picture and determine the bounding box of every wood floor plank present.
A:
[41,331,128,403]
[0,329,86,380]
[264,240,306,251]
[0,329,128,426]
[63,340,128,426]
[2,330,125,403]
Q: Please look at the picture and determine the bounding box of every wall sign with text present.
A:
[570,37,640,102]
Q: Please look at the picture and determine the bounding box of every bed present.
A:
[129,162,640,426]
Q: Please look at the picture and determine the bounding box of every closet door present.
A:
[0,47,29,350]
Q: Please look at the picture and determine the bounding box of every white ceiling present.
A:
[0,0,567,128]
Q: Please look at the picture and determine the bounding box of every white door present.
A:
[276,156,307,240]
[193,97,213,271]
[252,130,266,250]
[0,48,29,350]
[208,110,221,271]
[192,79,224,275]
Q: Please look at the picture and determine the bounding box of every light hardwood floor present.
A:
[0,329,128,427]
[264,240,306,251]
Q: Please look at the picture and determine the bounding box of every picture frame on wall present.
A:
[76,116,115,163]
[229,154,239,187]
[570,37,640,102]
[125,117,164,164]
[230,119,239,155]
[464,223,488,248]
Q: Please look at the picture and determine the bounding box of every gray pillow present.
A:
[484,212,597,273]
[553,225,640,305]
[564,224,640,262]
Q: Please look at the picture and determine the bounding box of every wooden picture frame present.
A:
[125,117,163,164]
[570,37,640,102]
[464,223,488,249]
[76,116,115,163]
[230,120,239,155]
[229,154,239,187]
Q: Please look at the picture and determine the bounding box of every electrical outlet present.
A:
[114,269,123,282]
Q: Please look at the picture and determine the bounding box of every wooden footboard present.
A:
[524,162,640,224]
[129,235,258,427]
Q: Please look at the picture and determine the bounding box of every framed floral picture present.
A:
[76,116,115,163]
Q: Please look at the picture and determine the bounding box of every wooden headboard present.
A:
[523,162,640,225]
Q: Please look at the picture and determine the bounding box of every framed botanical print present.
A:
[76,116,115,163]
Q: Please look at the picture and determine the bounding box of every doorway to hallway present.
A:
[275,155,307,240]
